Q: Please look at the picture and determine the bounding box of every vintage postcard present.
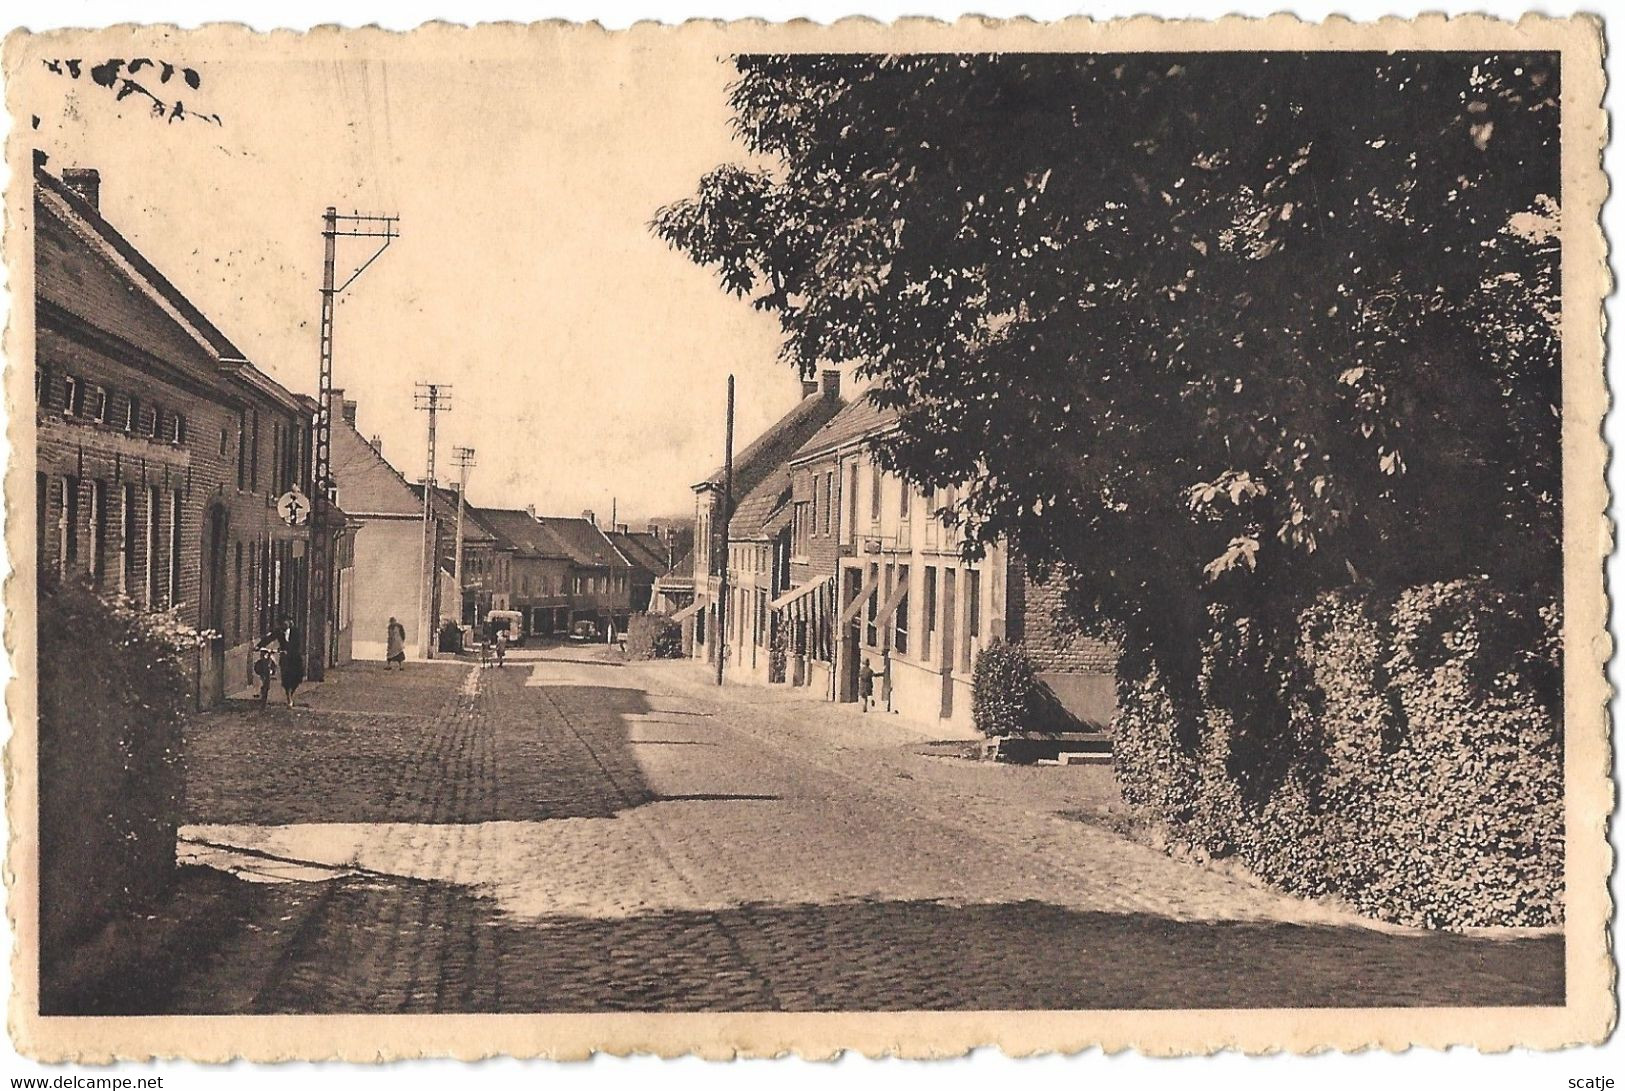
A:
[2,14,1611,1061]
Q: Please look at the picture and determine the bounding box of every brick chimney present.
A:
[581,509,596,526]
[647,522,661,538]
[525,504,536,519]
[821,368,841,399]
[801,376,818,398]
[342,399,358,427]
[62,167,101,210]
[369,434,382,454]
[615,523,629,535]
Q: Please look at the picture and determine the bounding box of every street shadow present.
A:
[184,665,659,826]
[45,867,1564,1016]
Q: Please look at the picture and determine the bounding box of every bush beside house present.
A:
[624,612,683,660]
[38,579,195,967]
[971,639,1039,737]
[1112,578,1562,929]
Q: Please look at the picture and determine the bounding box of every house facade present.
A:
[538,514,633,637]
[607,525,672,614]
[33,165,348,706]
[678,369,846,664]
[329,393,456,659]
[777,391,1119,733]
[476,508,574,637]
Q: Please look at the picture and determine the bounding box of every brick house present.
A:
[780,389,1118,732]
[537,514,634,637]
[475,507,574,638]
[675,370,845,663]
[33,164,350,705]
[606,525,673,614]
[720,467,795,683]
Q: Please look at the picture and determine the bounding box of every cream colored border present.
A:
[2,14,1611,1060]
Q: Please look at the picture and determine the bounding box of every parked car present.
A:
[569,619,600,642]
[485,609,525,646]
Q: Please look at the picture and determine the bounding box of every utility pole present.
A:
[452,446,477,624]
[308,206,398,681]
[716,374,734,687]
[414,382,452,658]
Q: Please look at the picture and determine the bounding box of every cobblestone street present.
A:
[90,647,1562,1013]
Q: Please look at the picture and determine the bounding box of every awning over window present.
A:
[770,578,826,612]
[874,575,910,626]
[669,594,708,623]
[836,569,881,626]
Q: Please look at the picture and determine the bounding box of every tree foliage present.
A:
[654,53,1561,703]
[41,56,221,124]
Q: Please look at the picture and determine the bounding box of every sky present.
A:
[18,28,805,525]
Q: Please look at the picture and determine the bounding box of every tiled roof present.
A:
[535,516,620,568]
[608,531,669,577]
[728,469,792,541]
[662,549,694,581]
[35,168,305,415]
[790,391,900,463]
[330,417,422,516]
[407,483,495,542]
[696,391,846,502]
[475,508,572,560]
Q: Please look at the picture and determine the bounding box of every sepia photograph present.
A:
[1,10,1611,1063]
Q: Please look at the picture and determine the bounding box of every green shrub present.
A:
[39,578,195,964]
[1110,579,1562,929]
[972,638,1038,737]
[625,612,683,660]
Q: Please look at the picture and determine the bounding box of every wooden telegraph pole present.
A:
[414,382,452,657]
[716,374,734,687]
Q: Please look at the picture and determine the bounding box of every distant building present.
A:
[34,165,349,705]
[606,524,673,613]
[537,514,633,636]
[474,507,574,637]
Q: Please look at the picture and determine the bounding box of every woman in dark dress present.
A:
[257,616,306,708]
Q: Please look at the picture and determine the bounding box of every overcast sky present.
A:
[21,28,804,525]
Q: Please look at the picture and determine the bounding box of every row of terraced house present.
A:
[33,160,679,706]
[659,369,1118,734]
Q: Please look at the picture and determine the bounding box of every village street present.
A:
[90,646,1561,1014]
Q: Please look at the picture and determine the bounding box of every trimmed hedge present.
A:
[624,612,684,660]
[972,638,1039,737]
[1112,578,1562,929]
[39,579,194,965]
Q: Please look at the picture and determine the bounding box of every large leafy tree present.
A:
[655,52,1561,700]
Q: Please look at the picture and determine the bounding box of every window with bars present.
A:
[169,492,182,608]
[120,484,136,592]
[88,479,105,586]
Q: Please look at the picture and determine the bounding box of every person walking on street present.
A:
[495,627,508,668]
[252,647,277,706]
[859,658,875,713]
[257,615,306,708]
[386,616,407,670]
